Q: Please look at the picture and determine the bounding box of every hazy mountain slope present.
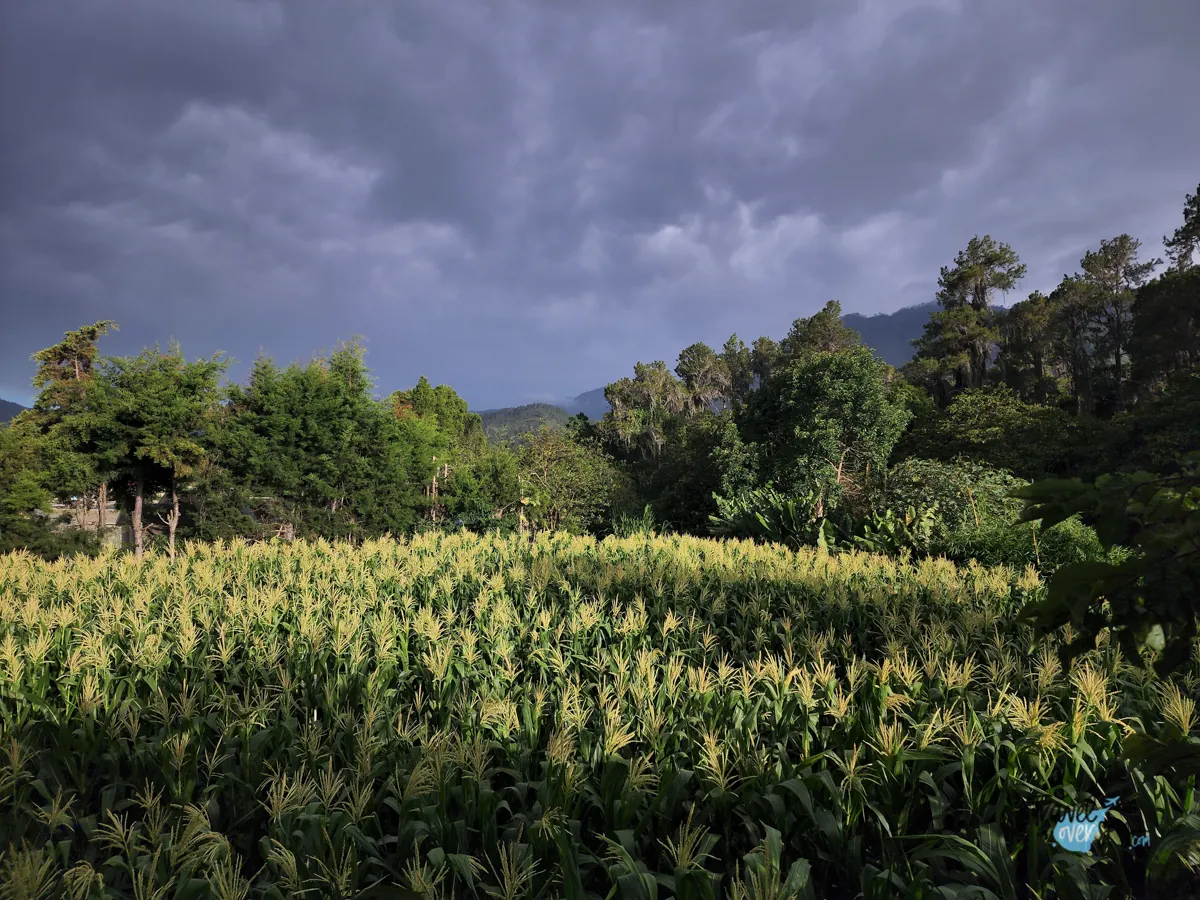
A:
[559,387,610,420]
[477,402,571,441]
[842,301,936,367]
[0,398,28,423]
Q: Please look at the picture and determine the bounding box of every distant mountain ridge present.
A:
[842,301,935,368]
[0,398,28,423]
[480,301,934,431]
[557,388,609,420]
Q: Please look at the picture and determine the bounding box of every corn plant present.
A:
[0,533,1196,898]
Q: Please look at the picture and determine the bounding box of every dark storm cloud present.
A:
[1,0,1196,409]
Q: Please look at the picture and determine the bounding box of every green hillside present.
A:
[477,401,571,441]
[0,398,28,423]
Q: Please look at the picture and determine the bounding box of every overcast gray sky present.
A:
[1,0,1197,409]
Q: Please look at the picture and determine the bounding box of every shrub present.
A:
[610,504,663,537]
[880,457,1027,536]
[934,515,1112,572]
[708,485,838,549]
[852,504,939,556]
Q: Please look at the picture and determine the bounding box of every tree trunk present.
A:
[167,471,180,561]
[97,482,107,533]
[429,471,439,522]
[132,474,144,561]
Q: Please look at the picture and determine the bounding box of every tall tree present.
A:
[388,377,485,519]
[1131,267,1200,390]
[31,320,117,407]
[219,342,426,539]
[29,321,118,529]
[516,426,622,533]
[745,346,911,516]
[779,300,862,361]
[0,417,53,553]
[1045,275,1099,415]
[720,334,754,410]
[1130,183,1200,392]
[93,343,228,559]
[674,342,731,415]
[629,411,754,534]
[909,236,1026,402]
[600,361,688,458]
[750,337,780,388]
[1077,234,1159,411]
[1163,181,1199,271]
[998,291,1066,405]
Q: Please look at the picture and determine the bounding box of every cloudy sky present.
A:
[1,0,1196,409]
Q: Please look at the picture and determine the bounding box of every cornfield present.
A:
[1,533,1197,899]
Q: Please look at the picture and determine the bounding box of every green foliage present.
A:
[1099,372,1200,476]
[0,419,101,558]
[750,336,780,386]
[778,300,862,362]
[517,426,624,533]
[993,234,1164,419]
[898,386,1088,480]
[564,411,598,444]
[442,442,522,532]
[4,182,1197,566]
[716,456,1111,572]
[77,342,229,557]
[720,334,754,410]
[708,485,836,550]
[95,343,227,483]
[609,504,662,538]
[1017,452,1200,674]
[880,458,1027,534]
[1131,269,1200,391]
[627,412,754,535]
[1077,235,1161,413]
[30,320,117,410]
[852,504,939,556]
[214,343,426,539]
[600,361,689,459]
[933,516,1113,573]
[390,375,483,454]
[0,419,51,522]
[27,320,118,512]
[675,342,731,415]
[998,290,1069,406]
[877,460,1113,572]
[744,346,911,511]
[178,454,260,542]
